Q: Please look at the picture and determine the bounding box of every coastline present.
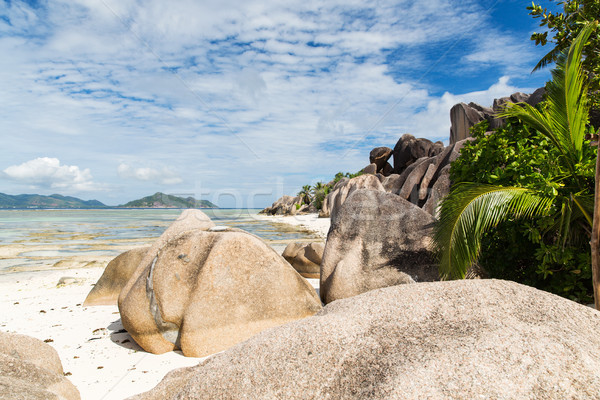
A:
[254,213,331,240]
[0,211,328,399]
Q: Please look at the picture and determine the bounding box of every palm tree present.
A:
[434,22,599,305]
[298,185,312,205]
[312,182,324,195]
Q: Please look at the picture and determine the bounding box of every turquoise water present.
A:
[0,209,319,273]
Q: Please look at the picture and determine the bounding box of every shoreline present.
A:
[0,213,327,399]
[254,213,330,240]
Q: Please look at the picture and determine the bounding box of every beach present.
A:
[0,211,329,399]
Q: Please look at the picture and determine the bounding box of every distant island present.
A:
[0,193,105,209]
[0,192,217,209]
[119,192,217,209]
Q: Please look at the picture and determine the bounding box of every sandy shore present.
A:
[254,213,331,239]
[0,214,326,399]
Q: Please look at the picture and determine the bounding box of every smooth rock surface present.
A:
[320,189,437,304]
[392,134,435,174]
[83,247,150,306]
[129,279,600,400]
[118,209,215,309]
[449,102,485,144]
[320,175,384,219]
[282,242,324,279]
[119,228,322,357]
[0,331,80,400]
[369,146,393,171]
[362,163,377,175]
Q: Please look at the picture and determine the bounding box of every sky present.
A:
[0,0,557,207]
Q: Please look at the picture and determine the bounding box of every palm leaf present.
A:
[499,22,597,173]
[532,46,563,73]
[434,183,553,280]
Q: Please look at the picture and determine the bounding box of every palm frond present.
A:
[532,46,563,73]
[434,183,554,280]
[499,22,597,172]
[572,193,594,227]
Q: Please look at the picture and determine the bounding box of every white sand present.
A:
[0,266,205,400]
[0,214,327,399]
[254,213,331,239]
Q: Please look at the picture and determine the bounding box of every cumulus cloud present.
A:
[0,0,550,206]
[2,157,100,191]
[117,163,183,185]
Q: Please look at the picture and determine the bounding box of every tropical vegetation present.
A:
[296,171,363,210]
[434,22,598,304]
[528,0,600,122]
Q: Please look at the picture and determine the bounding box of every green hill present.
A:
[0,193,106,209]
[119,192,217,208]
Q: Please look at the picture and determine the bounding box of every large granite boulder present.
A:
[118,227,322,357]
[129,279,600,400]
[320,189,437,304]
[118,209,215,306]
[397,157,436,204]
[319,178,349,218]
[392,134,436,174]
[320,175,384,220]
[449,88,546,144]
[361,163,377,175]
[369,146,393,172]
[282,242,324,279]
[423,164,451,217]
[0,331,80,400]
[380,173,403,194]
[449,102,486,144]
[83,246,150,306]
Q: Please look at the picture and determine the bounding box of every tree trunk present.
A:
[592,138,600,310]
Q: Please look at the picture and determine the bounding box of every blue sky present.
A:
[0,0,556,207]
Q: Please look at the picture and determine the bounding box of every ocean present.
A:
[0,209,320,274]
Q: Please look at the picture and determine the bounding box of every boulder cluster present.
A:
[259,195,312,216]
[449,87,545,144]
[85,209,322,358]
[320,135,467,219]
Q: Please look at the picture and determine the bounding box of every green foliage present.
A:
[528,1,599,78]
[297,185,313,205]
[436,23,598,302]
[332,170,363,185]
[528,1,600,115]
[448,120,595,301]
[298,170,363,211]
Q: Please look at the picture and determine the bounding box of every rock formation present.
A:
[129,279,600,400]
[118,209,215,308]
[281,242,324,279]
[319,174,384,219]
[262,88,545,219]
[0,331,80,400]
[449,87,546,144]
[320,189,437,304]
[83,246,150,306]
[118,227,322,357]
[259,195,304,216]
[392,134,444,174]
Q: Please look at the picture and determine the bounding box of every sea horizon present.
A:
[0,208,320,275]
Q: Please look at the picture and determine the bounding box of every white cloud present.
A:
[117,163,183,185]
[0,0,551,206]
[2,157,100,191]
